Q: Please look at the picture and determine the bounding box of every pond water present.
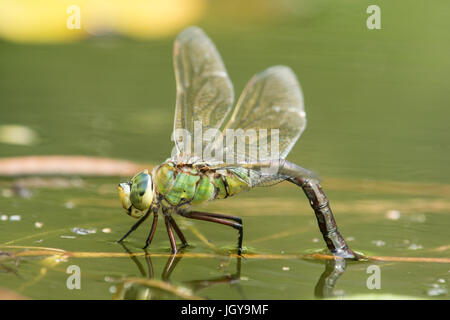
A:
[0,0,448,299]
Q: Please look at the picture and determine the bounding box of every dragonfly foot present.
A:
[180,242,190,249]
[332,248,366,261]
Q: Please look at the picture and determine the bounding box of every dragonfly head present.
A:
[118,169,154,218]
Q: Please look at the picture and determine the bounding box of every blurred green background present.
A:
[0,0,448,300]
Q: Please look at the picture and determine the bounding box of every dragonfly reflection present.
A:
[114,244,244,300]
[115,244,347,300]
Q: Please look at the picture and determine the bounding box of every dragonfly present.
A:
[117,26,358,260]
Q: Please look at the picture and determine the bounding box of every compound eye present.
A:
[118,182,146,219]
[130,170,153,211]
[118,182,132,210]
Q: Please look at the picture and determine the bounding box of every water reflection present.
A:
[117,244,348,300]
[115,243,243,300]
[314,259,347,299]
[0,251,20,277]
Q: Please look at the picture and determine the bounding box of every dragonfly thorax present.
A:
[153,161,251,209]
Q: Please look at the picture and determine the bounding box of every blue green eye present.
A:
[129,170,154,211]
[117,182,146,218]
[118,182,132,210]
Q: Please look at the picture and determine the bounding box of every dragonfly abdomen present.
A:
[154,162,251,207]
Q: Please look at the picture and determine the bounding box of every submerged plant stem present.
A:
[3,246,450,263]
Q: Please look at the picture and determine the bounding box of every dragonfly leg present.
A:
[168,216,189,247]
[117,209,151,243]
[178,210,244,255]
[290,176,359,260]
[164,216,178,254]
[143,211,159,249]
[188,211,242,224]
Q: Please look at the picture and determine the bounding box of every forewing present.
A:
[221,66,306,164]
[173,26,234,162]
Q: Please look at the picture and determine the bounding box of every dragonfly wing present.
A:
[172,26,234,162]
[220,65,306,164]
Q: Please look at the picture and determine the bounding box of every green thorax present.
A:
[153,161,251,207]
